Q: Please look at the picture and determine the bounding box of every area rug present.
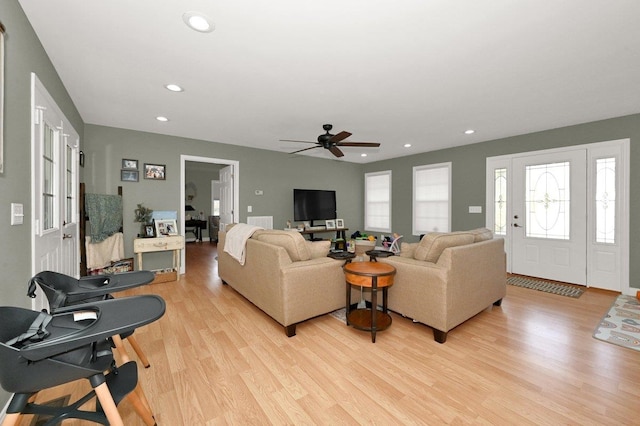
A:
[593,294,640,352]
[507,276,584,298]
[329,307,346,323]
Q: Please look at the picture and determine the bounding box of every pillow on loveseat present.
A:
[252,230,311,261]
[414,232,475,262]
[469,227,493,242]
[399,242,419,258]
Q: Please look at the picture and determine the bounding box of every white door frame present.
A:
[180,155,239,274]
[486,139,630,295]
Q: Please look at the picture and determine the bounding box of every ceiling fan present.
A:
[281,124,380,158]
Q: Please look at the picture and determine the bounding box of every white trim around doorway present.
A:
[180,155,239,274]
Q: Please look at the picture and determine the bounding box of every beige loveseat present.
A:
[379,229,506,343]
[218,228,345,337]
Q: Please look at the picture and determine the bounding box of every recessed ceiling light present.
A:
[464,129,475,135]
[183,11,215,33]
[156,116,169,122]
[165,84,183,92]
[361,153,367,157]
[404,143,412,148]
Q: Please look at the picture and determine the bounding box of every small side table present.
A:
[133,236,184,283]
[344,262,396,343]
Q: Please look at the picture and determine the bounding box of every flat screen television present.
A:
[293,189,336,223]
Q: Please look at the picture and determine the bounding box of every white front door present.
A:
[511,150,587,284]
[486,139,629,293]
[31,74,80,310]
[219,165,234,230]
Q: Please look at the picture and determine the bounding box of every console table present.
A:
[133,236,184,283]
[298,227,348,241]
[185,219,207,242]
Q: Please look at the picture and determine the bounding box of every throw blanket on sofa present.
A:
[223,223,263,265]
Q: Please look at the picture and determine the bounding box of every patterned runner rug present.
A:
[593,294,640,352]
[507,276,584,298]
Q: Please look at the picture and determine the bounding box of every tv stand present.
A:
[299,228,348,241]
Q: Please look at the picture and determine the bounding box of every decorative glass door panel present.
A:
[524,162,570,240]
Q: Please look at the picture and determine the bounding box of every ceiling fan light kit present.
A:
[282,124,380,158]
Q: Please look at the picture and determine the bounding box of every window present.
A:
[365,171,391,232]
[413,163,451,235]
[494,168,507,235]
[595,157,616,244]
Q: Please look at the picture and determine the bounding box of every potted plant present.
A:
[134,203,153,237]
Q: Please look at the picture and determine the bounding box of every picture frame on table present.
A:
[120,170,139,182]
[155,219,178,236]
[335,219,344,228]
[122,158,138,170]
[325,220,336,230]
[144,225,155,238]
[144,163,166,180]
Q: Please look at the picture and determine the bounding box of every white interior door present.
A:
[219,166,234,230]
[31,74,80,312]
[511,150,587,284]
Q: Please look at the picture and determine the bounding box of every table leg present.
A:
[137,253,143,270]
[371,276,378,343]
[345,283,352,325]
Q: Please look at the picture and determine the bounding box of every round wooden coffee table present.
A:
[343,261,396,343]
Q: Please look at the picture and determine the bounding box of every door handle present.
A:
[513,223,520,228]
[63,233,73,239]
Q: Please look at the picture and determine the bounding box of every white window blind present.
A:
[365,171,391,232]
[413,163,451,234]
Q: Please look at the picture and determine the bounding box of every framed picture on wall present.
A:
[144,163,166,180]
[121,170,139,182]
[122,158,138,170]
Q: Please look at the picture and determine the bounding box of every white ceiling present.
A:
[18,0,640,163]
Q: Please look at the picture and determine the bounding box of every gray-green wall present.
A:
[363,113,640,289]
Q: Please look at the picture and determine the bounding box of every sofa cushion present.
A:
[469,227,493,242]
[252,230,311,261]
[414,232,475,262]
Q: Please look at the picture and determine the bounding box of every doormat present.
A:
[30,395,71,426]
[507,276,584,298]
[593,294,640,352]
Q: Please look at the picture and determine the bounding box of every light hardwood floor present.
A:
[19,243,639,425]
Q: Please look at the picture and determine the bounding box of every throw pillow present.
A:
[399,242,418,258]
[252,230,311,261]
[414,232,475,262]
[468,227,493,242]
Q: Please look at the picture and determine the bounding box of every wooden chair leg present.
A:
[112,335,156,422]
[1,413,22,426]
[94,382,124,426]
[126,385,156,426]
[126,335,151,368]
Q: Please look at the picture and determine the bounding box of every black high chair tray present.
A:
[20,295,165,361]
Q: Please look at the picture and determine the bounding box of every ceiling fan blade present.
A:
[289,145,321,155]
[329,131,352,143]
[280,139,316,144]
[329,145,344,157]
[336,142,380,147]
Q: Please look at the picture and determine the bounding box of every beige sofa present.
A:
[218,228,346,337]
[379,228,506,343]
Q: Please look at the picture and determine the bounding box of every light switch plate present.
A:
[11,203,24,225]
[468,206,482,214]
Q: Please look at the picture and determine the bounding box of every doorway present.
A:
[180,155,239,274]
[486,139,629,293]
